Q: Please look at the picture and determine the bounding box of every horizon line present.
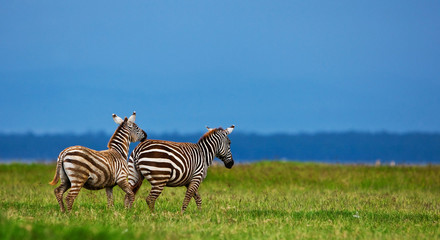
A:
[2,129,440,136]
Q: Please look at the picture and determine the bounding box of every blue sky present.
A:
[1,1,439,134]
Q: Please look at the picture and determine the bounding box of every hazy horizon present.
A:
[2,128,440,137]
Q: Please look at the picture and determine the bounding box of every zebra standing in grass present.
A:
[49,112,147,212]
[126,125,235,213]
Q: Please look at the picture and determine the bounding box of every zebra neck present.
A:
[204,150,214,167]
[197,136,217,167]
[107,125,130,159]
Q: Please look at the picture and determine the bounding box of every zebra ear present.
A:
[128,111,136,123]
[206,126,214,131]
[226,125,235,134]
[112,114,124,125]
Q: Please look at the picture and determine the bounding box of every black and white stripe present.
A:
[127,125,234,213]
[49,112,147,212]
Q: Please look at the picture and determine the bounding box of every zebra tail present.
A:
[49,154,62,185]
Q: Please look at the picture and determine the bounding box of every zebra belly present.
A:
[83,176,116,190]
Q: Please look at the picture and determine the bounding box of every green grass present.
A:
[0,161,439,239]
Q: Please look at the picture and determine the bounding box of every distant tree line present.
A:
[1,131,440,164]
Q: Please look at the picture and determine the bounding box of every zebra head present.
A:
[206,125,235,169]
[113,111,147,142]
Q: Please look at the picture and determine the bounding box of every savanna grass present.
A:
[0,161,439,239]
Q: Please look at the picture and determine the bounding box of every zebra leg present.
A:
[54,182,70,212]
[181,181,201,214]
[65,181,85,212]
[125,178,144,208]
[54,163,71,212]
[146,183,166,212]
[185,184,202,211]
[194,191,202,211]
[105,187,114,207]
[117,179,135,209]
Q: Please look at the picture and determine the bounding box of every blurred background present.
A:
[1,1,440,164]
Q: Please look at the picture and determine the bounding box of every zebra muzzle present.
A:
[225,160,234,169]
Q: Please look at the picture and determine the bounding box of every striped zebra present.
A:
[126,125,235,213]
[49,112,147,212]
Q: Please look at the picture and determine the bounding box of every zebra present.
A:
[49,112,147,212]
[126,125,235,213]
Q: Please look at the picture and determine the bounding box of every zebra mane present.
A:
[107,117,128,149]
[198,127,224,143]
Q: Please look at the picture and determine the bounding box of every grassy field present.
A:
[0,161,439,239]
